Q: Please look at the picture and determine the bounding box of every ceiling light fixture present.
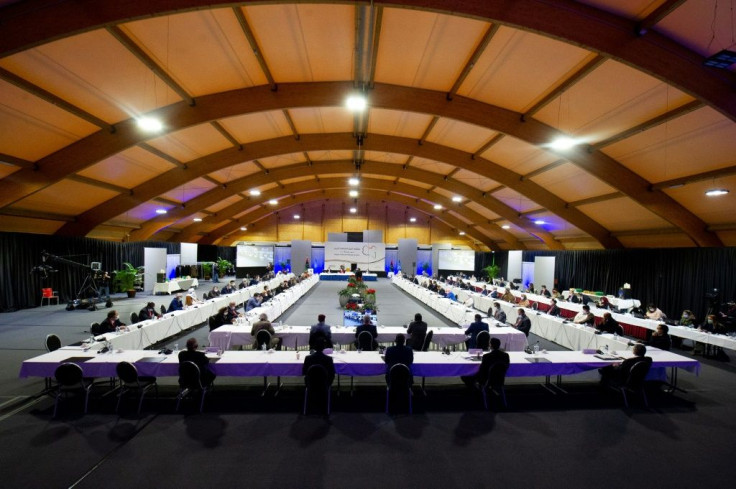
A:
[349,207,357,214]
[452,196,462,202]
[705,188,729,197]
[409,217,417,223]
[346,95,367,112]
[294,214,300,219]
[268,199,278,205]
[193,217,203,222]
[240,227,247,231]
[155,209,167,215]
[534,219,546,225]
[501,225,511,229]
[137,117,163,132]
[249,189,261,196]
[549,136,579,150]
[459,231,466,236]
[704,49,736,69]
[349,190,359,197]
[433,204,442,210]
[348,178,360,186]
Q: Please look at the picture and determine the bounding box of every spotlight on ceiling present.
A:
[193,217,203,222]
[409,217,417,223]
[704,49,736,69]
[433,204,442,210]
[240,227,247,231]
[155,209,167,215]
[705,188,729,197]
[349,190,359,197]
[348,178,360,186]
[349,207,357,214]
[293,214,300,219]
[137,117,163,132]
[501,225,511,230]
[534,219,546,225]
[549,136,579,150]
[459,231,466,236]
[346,95,367,112]
[249,189,261,196]
[268,199,278,205]
[452,196,462,203]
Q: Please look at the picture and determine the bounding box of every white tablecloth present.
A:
[152,278,199,295]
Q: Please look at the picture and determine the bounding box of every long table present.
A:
[208,324,528,351]
[319,272,377,281]
[19,348,699,381]
[392,276,484,325]
[152,278,199,295]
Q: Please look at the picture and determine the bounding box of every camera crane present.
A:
[40,251,106,307]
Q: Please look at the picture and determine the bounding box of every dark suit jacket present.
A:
[406,320,428,350]
[167,298,183,313]
[384,345,414,372]
[138,307,158,321]
[476,349,510,385]
[597,317,621,335]
[178,349,215,385]
[245,297,260,312]
[355,323,378,350]
[493,309,507,324]
[548,305,560,317]
[465,321,489,349]
[647,334,671,351]
[302,351,335,385]
[515,315,531,336]
[100,317,124,333]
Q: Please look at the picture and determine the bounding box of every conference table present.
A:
[208,324,528,351]
[89,274,314,351]
[392,276,481,325]
[319,272,378,281]
[152,278,199,295]
[19,348,699,385]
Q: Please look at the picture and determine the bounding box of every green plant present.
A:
[202,262,212,278]
[113,262,137,292]
[421,262,429,271]
[217,257,232,276]
[482,264,500,282]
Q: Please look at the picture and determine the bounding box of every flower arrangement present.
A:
[338,277,377,311]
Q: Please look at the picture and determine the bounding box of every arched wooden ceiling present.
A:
[1,0,735,249]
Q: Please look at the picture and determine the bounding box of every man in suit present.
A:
[178,338,216,386]
[547,299,561,317]
[539,285,552,298]
[167,293,184,313]
[597,312,623,335]
[100,310,126,333]
[355,314,378,350]
[646,324,671,351]
[490,287,499,299]
[138,301,161,321]
[490,302,507,324]
[514,308,531,336]
[221,280,236,294]
[225,301,240,323]
[302,336,335,386]
[574,305,595,325]
[245,293,262,312]
[600,344,650,385]
[462,337,510,386]
[465,314,489,349]
[250,313,281,349]
[309,314,333,349]
[406,313,428,351]
[384,334,414,383]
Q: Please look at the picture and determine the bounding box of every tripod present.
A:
[77,273,101,302]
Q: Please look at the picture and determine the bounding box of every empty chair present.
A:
[420,330,434,352]
[176,361,212,413]
[53,363,96,417]
[385,363,413,414]
[130,312,139,324]
[357,330,375,351]
[475,330,491,351]
[303,364,331,415]
[45,334,61,352]
[610,358,652,408]
[116,361,158,415]
[255,330,272,350]
[481,361,509,410]
[41,287,59,306]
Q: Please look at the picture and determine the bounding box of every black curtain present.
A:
[475,251,509,282]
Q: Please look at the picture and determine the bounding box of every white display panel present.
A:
[236,245,274,267]
[324,242,386,271]
[180,243,198,265]
[438,249,475,271]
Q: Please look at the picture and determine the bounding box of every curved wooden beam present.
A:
[14,82,713,245]
[126,163,552,248]
[1,0,732,122]
[196,188,496,249]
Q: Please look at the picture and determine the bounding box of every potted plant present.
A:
[113,262,138,298]
[421,262,430,275]
[482,264,500,283]
[338,287,352,307]
[216,257,232,277]
[202,262,212,280]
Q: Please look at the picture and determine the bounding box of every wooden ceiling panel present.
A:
[530,162,616,202]
[481,136,559,175]
[218,111,293,144]
[243,4,353,82]
[458,26,592,112]
[77,146,177,188]
[258,152,305,169]
[617,233,695,248]
[280,175,318,186]
[491,187,540,214]
[601,107,736,184]
[289,107,353,134]
[452,169,499,192]
[120,9,268,96]
[375,8,488,90]
[205,194,243,213]
[159,177,217,204]
[306,150,353,161]
[0,80,98,161]
[0,215,64,234]
[576,0,660,19]
[367,109,434,139]
[522,210,575,234]
[0,164,20,180]
[0,29,180,123]
[408,157,456,175]
[578,196,671,231]
[716,231,736,247]
[657,0,736,58]
[207,162,259,184]
[663,175,736,225]
[362,151,407,165]
[534,60,693,142]
[362,173,395,182]
[397,178,432,190]
[426,118,496,154]
[116,201,172,224]
[11,179,117,215]
[145,123,231,162]
[447,209,472,225]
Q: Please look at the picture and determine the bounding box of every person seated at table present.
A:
[309,314,333,349]
[221,280,236,295]
[179,338,216,387]
[355,314,378,350]
[209,286,221,297]
[211,307,229,331]
[446,290,457,301]
[481,285,489,296]
[569,290,590,305]
[249,275,260,286]
[539,285,552,298]
[167,293,184,313]
[465,314,490,349]
[461,337,510,387]
[238,277,249,290]
[526,283,536,294]
[302,336,335,386]
[406,313,428,351]
[262,285,272,301]
[551,288,562,300]
[100,310,127,333]
[490,302,506,324]
[597,312,623,335]
[490,286,499,299]
[573,305,595,325]
[225,301,241,323]
[599,344,649,386]
[185,287,200,306]
[383,334,414,384]
[645,303,666,321]
[339,264,346,273]
[679,309,696,327]
[518,294,531,308]
[139,301,161,321]
[646,323,671,350]
[596,296,613,311]
[514,308,531,336]
[245,293,262,312]
[547,299,561,317]
[501,289,515,303]
[250,313,281,350]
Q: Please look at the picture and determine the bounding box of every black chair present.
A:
[420,330,434,352]
[130,312,139,324]
[303,364,331,415]
[90,322,102,336]
[203,292,210,300]
[309,331,333,351]
[45,334,61,352]
[115,361,158,415]
[610,359,652,408]
[53,363,96,417]
[208,315,219,332]
[255,330,272,350]
[357,330,375,351]
[475,330,491,351]
[176,361,211,413]
[160,304,167,315]
[481,361,509,409]
[386,363,413,414]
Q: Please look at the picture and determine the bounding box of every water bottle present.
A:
[533,341,540,355]
[604,344,609,353]
[261,343,266,351]
[174,343,179,352]
[614,332,618,341]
